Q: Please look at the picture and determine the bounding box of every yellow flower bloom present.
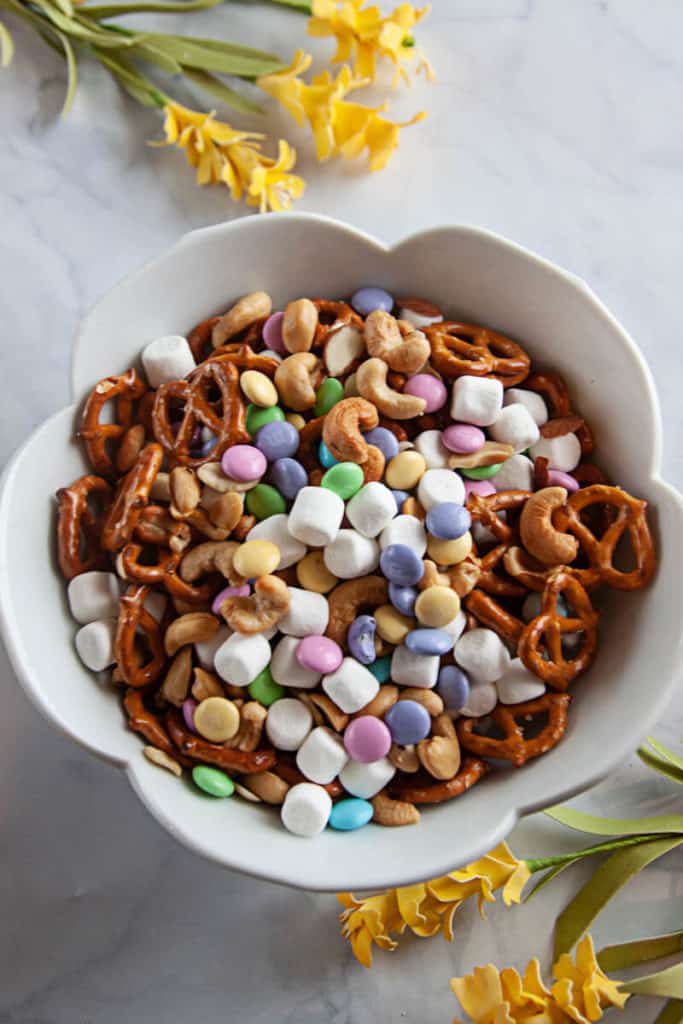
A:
[552,935,629,1024]
[247,139,306,213]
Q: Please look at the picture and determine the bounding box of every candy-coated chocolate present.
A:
[296,635,343,674]
[363,426,399,461]
[384,700,431,746]
[427,530,473,566]
[462,463,503,480]
[351,286,394,316]
[321,461,364,499]
[296,550,338,593]
[388,582,417,617]
[368,655,391,683]
[246,403,285,437]
[442,423,486,454]
[221,444,267,482]
[374,604,413,645]
[182,697,198,733]
[436,665,470,711]
[262,311,286,353]
[233,538,280,578]
[328,797,373,831]
[194,696,240,742]
[211,583,251,615]
[192,764,235,798]
[414,586,460,628]
[385,450,427,490]
[403,374,447,413]
[318,440,338,468]
[245,483,287,520]
[425,502,471,540]
[248,666,285,706]
[286,412,306,431]
[347,614,377,664]
[240,370,278,407]
[344,716,391,763]
[268,457,307,500]
[548,469,580,492]
[314,377,344,416]
[405,627,454,656]
[380,543,424,586]
[255,420,300,461]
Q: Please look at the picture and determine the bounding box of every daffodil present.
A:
[247,139,306,212]
[552,935,629,1024]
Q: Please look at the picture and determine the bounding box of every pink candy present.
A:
[296,635,343,674]
[403,373,447,413]
[465,479,496,498]
[344,716,392,763]
[182,698,198,733]
[548,469,580,492]
[262,311,286,353]
[212,584,251,615]
[221,444,267,482]
[442,423,485,454]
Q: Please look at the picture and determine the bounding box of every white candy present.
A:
[489,403,540,453]
[398,305,443,329]
[346,482,396,538]
[490,453,534,491]
[296,726,348,784]
[214,632,271,687]
[324,530,379,579]
[75,619,116,672]
[391,645,440,688]
[323,657,379,713]
[144,590,167,623]
[247,514,306,570]
[379,514,427,555]
[414,430,450,469]
[288,487,344,547]
[196,624,232,671]
[454,628,511,683]
[281,782,332,837]
[340,757,395,799]
[67,571,120,624]
[451,375,503,426]
[265,697,313,751]
[504,388,548,426]
[141,335,196,388]
[323,324,365,377]
[417,468,466,510]
[460,681,498,717]
[270,636,321,690]
[496,658,546,704]
[279,588,329,637]
[529,433,581,473]
[441,610,467,644]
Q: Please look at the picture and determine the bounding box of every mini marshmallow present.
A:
[324,530,379,579]
[67,571,120,624]
[454,627,511,684]
[247,514,306,570]
[398,305,443,330]
[414,430,450,469]
[529,433,581,473]
[451,376,503,427]
[296,726,349,784]
[141,335,196,388]
[288,486,344,547]
[490,453,534,491]
[504,388,548,426]
[346,482,397,538]
[390,645,440,689]
[489,403,540,453]
[270,635,321,690]
[279,588,329,637]
[323,657,379,713]
[417,468,466,511]
[281,782,332,837]
[144,590,167,623]
[460,681,498,717]
[496,658,546,704]
[379,514,427,555]
[340,756,395,799]
[196,624,232,671]
[214,631,271,687]
[265,697,313,751]
[75,619,117,672]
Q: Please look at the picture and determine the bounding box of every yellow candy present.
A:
[385,450,427,490]
[240,370,278,408]
[193,696,240,743]
[285,412,306,431]
[233,539,280,578]
[296,550,337,593]
[375,604,414,645]
[414,586,461,628]
[427,531,473,567]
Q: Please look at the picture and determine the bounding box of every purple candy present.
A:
[436,666,470,712]
[384,700,431,746]
[255,420,299,461]
[344,716,392,763]
[296,635,343,674]
[221,444,267,482]
[262,311,286,353]
[380,543,424,586]
[548,469,580,493]
[182,698,198,733]
[465,479,496,498]
[269,457,307,500]
[212,583,250,615]
[425,502,471,541]
[403,374,447,413]
[405,628,454,656]
[351,286,394,317]
[347,615,377,665]
[363,426,399,462]
[389,582,417,617]
[442,423,486,454]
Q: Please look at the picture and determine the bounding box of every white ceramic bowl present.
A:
[1,214,681,892]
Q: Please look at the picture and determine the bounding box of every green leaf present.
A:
[598,931,683,971]
[182,68,264,114]
[553,835,683,960]
[654,1001,683,1024]
[545,806,683,837]
[52,0,74,20]
[129,40,182,73]
[264,0,312,10]
[94,47,167,106]
[0,18,14,66]
[56,29,78,115]
[646,737,683,771]
[639,746,683,784]
[621,964,683,1000]
[84,0,222,18]
[143,32,284,76]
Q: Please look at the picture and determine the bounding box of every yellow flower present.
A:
[552,935,629,1024]
[247,139,306,213]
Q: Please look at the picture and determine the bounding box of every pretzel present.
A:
[533,456,550,490]
[123,688,190,764]
[119,542,216,606]
[465,587,525,648]
[389,757,488,803]
[476,542,527,598]
[525,371,594,456]
[188,317,264,363]
[166,709,277,774]
[100,443,163,552]
[311,299,363,346]
[152,360,248,469]
[56,474,111,579]
[517,569,599,689]
[296,415,326,471]
[466,490,531,544]
[425,322,530,386]
[134,505,192,553]
[79,369,148,478]
[114,584,167,687]
[206,343,280,377]
[457,693,571,767]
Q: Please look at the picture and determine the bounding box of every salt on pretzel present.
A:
[457,693,572,767]
[100,443,163,552]
[389,757,489,804]
[114,584,167,688]
[425,322,530,386]
[56,474,111,580]
[79,368,147,478]
[525,371,594,456]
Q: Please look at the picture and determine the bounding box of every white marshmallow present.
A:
[323,324,365,377]
[460,681,498,717]
[529,434,581,473]
[265,697,313,751]
[196,624,232,671]
[270,635,321,690]
[144,590,167,623]
[496,658,546,704]
[490,453,534,492]
[398,306,443,329]
[296,726,348,784]
[323,657,379,713]
[214,632,271,687]
[281,782,332,837]
[288,487,344,547]
[75,619,117,672]
[414,430,450,469]
[441,610,467,644]
[141,335,196,388]
[379,514,427,555]
[324,530,379,580]
[504,388,548,426]
[451,376,503,427]
[454,628,511,684]
[390,645,440,689]
[489,404,540,453]
[340,757,395,799]
[346,482,396,538]
[247,514,306,570]
[67,572,120,624]
[279,588,329,637]
[417,468,466,510]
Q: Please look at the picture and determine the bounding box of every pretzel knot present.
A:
[525,371,594,456]
[79,369,147,477]
[425,322,530,386]
[119,542,216,606]
[114,584,167,688]
[389,757,489,804]
[152,360,248,469]
[187,317,264,363]
[56,474,112,580]
[206,343,280,378]
[466,489,532,544]
[517,569,599,690]
[457,693,572,767]
[123,688,190,764]
[165,709,277,774]
[311,299,363,346]
[476,542,528,599]
[100,443,163,552]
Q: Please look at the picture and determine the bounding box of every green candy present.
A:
[368,655,391,683]
[192,765,235,798]
[321,461,364,500]
[246,403,285,437]
[246,483,286,520]
[248,667,284,707]
[314,377,343,416]
[462,463,503,480]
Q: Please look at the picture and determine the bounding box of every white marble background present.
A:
[1,1,681,1021]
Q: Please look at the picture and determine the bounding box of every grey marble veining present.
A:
[1,2,681,1021]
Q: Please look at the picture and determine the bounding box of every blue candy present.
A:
[255,420,299,461]
[436,665,470,712]
[379,544,424,587]
[384,700,431,746]
[328,797,373,831]
[390,489,410,512]
[350,286,394,317]
[405,628,454,656]
[363,426,399,462]
[318,440,339,469]
[425,502,471,540]
[347,615,377,665]
[368,655,391,683]
[389,582,417,617]
[268,457,307,501]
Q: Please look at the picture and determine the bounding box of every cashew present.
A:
[356,358,426,420]
[399,688,444,717]
[232,514,256,541]
[326,575,389,648]
[371,790,420,826]
[159,647,193,706]
[448,441,514,469]
[503,545,548,591]
[169,466,201,517]
[233,701,266,752]
[324,324,365,377]
[389,744,420,773]
[432,712,457,739]
[351,684,398,720]
[220,575,290,634]
[296,692,324,727]
[180,540,243,584]
[282,298,318,353]
[344,372,360,397]
[418,559,450,590]
[364,310,430,374]
[164,612,219,656]
[322,397,378,463]
[212,291,272,347]
[116,424,146,474]
[192,667,225,701]
[274,352,322,412]
[362,444,385,483]
[143,746,182,777]
[197,462,258,493]
[417,734,461,780]
[304,692,349,733]
[450,556,481,597]
[519,487,579,567]
[241,770,290,805]
[172,595,210,616]
[185,508,233,541]
[205,491,244,533]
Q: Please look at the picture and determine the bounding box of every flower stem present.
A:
[526,833,664,872]
[263,0,312,13]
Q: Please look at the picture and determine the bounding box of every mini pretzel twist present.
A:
[457,693,572,767]
[166,709,277,774]
[311,299,363,345]
[476,542,528,599]
[119,542,216,606]
[389,757,489,804]
[100,443,163,552]
[465,587,525,648]
[123,688,190,764]
[205,343,280,377]
[426,322,530,386]
[56,474,111,580]
[114,584,167,688]
[466,489,531,544]
[79,369,147,478]
[525,371,594,456]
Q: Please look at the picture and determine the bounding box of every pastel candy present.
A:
[68,571,120,624]
[248,667,284,707]
[425,502,471,540]
[451,376,503,427]
[454,627,511,684]
[436,665,470,712]
[322,657,379,714]
[363,426,399,462]
[321,462,364,499]
[548,469,580,492]
[403,374,447,412]
[351,286,393,316]
[288,486,344,546]
[262,311,286,353]
[192,765,234,798]
[379,514,427,556]
[384,699,431,745]
[211,583,250,615]
[281,782,332,837]
[278,587,329,637]
[347,615,377,665]
[414,430,450,469]
[339,757,395,799]
[214,632,271,687]
[405,627,454,656]
[344,715,391,763]
[503,387,548,426]
[368,655,391,683]
[346,482,397,538]
[417,468,466,510]
[489,403,540,453]
[255,420,300,461]
[270,636,321,690]
[388,583,417,617]
[328,798,373,831]
[380,543,424,586]
[247,513,306,570]
[464,479,496,499]
[296,635,343,674]
[317,440,338,468]
[390,645,440,689]
[266,697,313,750]
[268,457,307,500]
[529,433,581,473]
[221,444,267,482]
[324,530,380,579]
[442,423,486,454]
[296,726,348,784]
[496,658,546,704]
[75,619,116,672]
[141,335,196,388]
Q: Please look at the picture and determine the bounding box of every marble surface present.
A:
[1,1,682,1021]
